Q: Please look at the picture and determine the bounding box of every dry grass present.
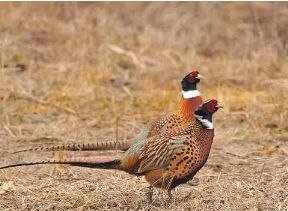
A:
[0,2,287,211]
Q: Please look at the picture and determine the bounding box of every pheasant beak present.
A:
[195,74,204,79]
[216,105,224,109]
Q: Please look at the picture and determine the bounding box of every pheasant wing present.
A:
[137,129,189,173]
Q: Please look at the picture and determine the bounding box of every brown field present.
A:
[0,2,287,211]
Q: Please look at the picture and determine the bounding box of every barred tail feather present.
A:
[0,156,122,170]
[13,140,133,154]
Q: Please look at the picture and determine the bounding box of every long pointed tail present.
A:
[0,156,122,170]
[13,140,133,154]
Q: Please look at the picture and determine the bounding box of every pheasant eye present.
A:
[187,76,195,83]
[190,71,199,78]
[186,71,198,83]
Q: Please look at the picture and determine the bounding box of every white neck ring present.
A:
[195,114,214,129]
[182,90,200,99]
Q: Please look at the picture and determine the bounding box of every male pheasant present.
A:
[0,100,221,200]
[14,71,203,153]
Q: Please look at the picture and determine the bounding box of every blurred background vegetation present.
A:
[0,3,287,210]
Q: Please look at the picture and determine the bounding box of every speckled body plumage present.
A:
[120,117,213,190]
[147,96,203,138]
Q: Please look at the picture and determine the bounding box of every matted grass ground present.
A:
[0,2,287,211]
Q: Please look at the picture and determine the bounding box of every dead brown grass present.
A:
[0,2,287,211]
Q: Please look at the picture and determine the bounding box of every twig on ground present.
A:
[3,126,16,138]
[258,163,265,181]
[225,151,245,158]
[216,171,222,183]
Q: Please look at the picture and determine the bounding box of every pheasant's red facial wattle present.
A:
[190,70,199,77]
[206,99,220,113]
[186,70,199,83]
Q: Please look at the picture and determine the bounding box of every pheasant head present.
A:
[194,99,222,130]
[181,70,203,99]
